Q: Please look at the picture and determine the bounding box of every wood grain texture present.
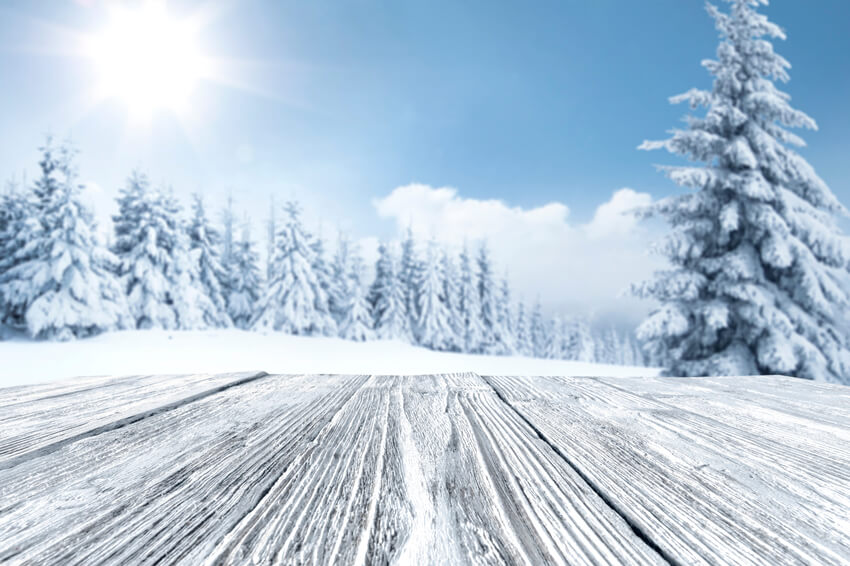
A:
[0,372,847,565]
[486,374,850,565]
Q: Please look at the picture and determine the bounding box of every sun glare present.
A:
[86,3,211,120]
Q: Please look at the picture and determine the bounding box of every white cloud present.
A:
[373,184,664,328]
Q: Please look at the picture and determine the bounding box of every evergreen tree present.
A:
[399,227,420,328]
[440,248,463,352]
[545,316,564,359]
[227,220,262,329]
[635,0,850,381]
[0,139,130,339]
[252,201,336,335]
[574,318,596,362]
[370,241,412,341]
[367,240,391,313]
[220,193,236,299]
[113,173,212,330]
[529,300,546,358]
[514,300,532,356]
[622,331,637,366]
[458,243,484,353]
[0,181,31,329]
[188,193,231,327]
[558,317,573,361]
[416,240,454,349]
[477,243,510,354]
[328,232,351,324]
[338,245,375,341]
[266,195,276,280]
[495,275,516,355]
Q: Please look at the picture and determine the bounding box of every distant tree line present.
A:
[0,138,646,366]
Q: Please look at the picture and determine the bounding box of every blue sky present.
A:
[0,0,847,324]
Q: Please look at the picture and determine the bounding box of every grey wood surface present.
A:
[0,372,847,565]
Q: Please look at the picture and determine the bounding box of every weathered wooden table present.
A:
[0,372,848,565]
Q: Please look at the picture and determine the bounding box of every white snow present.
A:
[0,329,659,387]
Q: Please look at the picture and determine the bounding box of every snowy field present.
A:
[0,329,658,387]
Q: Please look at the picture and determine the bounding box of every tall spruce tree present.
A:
[252,201,336,335]
[1,139,130,339]
[338,245,375,342]
[113,173,212,330]
[458,242,484,353]
[370,241,412,341]
[514,300,532,356]
[266,195,276,280]
[440,248,463,352]
[0,181,31,329]
[399,228,420,328]
[635,0,850,381]
[328,232,351,325]
[477,243,510,354]
[188,193,231,327]
[227,220,262,329]
[220,193,236,300]
[529,300,546,358]
[545,316,564,359]
[416,240,454,350]
[495,276,516,355]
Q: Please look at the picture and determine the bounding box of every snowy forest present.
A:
[2,0,849,382]
[0,140,646,367]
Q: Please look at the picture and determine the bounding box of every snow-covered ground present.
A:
[0,329,659,387]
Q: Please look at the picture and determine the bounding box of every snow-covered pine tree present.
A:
[0,181,31,329]
[458,243,484,353]
[476,243,495,347]
[495,275,516,355]
[634,0,850,381]
[252,200,336,335]
[545,315,564,359]
[370,241,412,341]
[188,193,231,327]
[308,229,337,336]
[558,317,573,361]
[440,248,463,351]
[367,240,391,313]
[399,227,421,328]
[0,139,130,340]
[170,191,221,330]
[221,193,235,268]
[227,219,262,329]
[416,240,454,350]
[338,245,375,342]
[575,318,597,362]
[620,331,635,366]
[113,173,212,330]
[529,300,546,358]
[477,243,510,354]
[266,195,276,280]
[594,327,621,364]
[328,232,351,325]
[220,193,236,299]
[609,327,623,364]
[514,300,532,356]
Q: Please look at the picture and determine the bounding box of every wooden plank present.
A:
[485,374,850,565]
[0,374,369,565]
[594,375,850,471]
[0,371,267,469]
[208,374,663,565]
[1,371,848,565]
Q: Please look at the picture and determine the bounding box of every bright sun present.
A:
[86,2,211,119]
